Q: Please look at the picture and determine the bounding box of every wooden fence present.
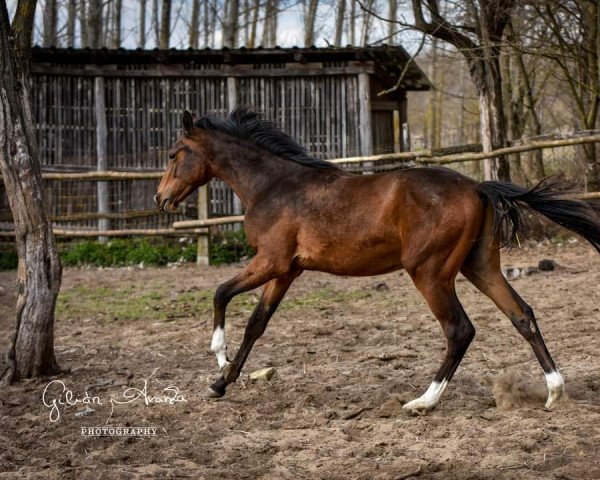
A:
[1,133,600,264]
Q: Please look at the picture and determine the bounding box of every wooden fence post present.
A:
[197,185,210,265]
[227,76,243,217]
[358,73,373,173]
[94,77,109,243]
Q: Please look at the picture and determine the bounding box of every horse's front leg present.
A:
[207,268,302,398]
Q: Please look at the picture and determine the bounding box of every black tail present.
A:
[477,175,600,253]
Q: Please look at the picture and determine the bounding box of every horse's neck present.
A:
[210,144,292,208]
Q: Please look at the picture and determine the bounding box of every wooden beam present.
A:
[227,76,243,217]
[30,65,376,79]
[196,186,211,265]
[357,73,373,156]
[0,228,205,237]
[173,215,245,229]
[39,171,163,180]
[94,76,109,243]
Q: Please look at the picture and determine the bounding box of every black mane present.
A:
[195,107,337,170]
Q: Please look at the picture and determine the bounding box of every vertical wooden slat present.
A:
[358,73,372,157]
[94,76,109,241]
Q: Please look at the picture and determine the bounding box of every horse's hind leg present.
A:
[402,275,475,415]
[461,238,564,410]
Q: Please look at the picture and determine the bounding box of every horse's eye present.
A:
[169,153,177,161]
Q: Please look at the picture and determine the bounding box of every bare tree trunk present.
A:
[67,0,77,47]
[112,0,123,48]
[360,0,373,45]
[0,0,62,385]
[458,66,466,144]
[334,0,345,46]
[248,0,259,47]
[43,0,57,46]
[189,0,200,48]
[102,0,112,46]
[304,0,319,46]
[139,0,147,48]
[501,44,525,184]
[471,55,510,181]
[243,0,249,45]
[349,0,355,45]
[269,0,278,46]
[387,0,396,45]
[262,0,272,46]
[159,0,171,49]
[152,0,159,47]
[223,0,239,47]
[203,0,210,47]
[428,38,438,148]
[79,0,88,47]
[87,0,103,48]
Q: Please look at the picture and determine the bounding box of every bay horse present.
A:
[155,108,600,414]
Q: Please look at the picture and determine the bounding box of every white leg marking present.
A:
[403,379,449,414]
[545,371,564,410]
[211,327,230,370]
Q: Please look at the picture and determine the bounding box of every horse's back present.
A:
[287,167,485,276]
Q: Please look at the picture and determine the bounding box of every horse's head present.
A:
[155,111,213,212]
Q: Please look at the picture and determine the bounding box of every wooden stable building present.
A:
[1,46,429,233]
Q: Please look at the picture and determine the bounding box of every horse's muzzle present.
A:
[155,193,177,212]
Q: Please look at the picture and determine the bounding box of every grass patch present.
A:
[281,288,372,310]
[56,284,217,323]
[55,282,371,324]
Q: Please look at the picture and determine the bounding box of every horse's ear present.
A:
[182,110,194,136]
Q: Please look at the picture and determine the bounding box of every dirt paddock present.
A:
[1,241,600,479]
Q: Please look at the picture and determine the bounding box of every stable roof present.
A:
[30,45,431,92]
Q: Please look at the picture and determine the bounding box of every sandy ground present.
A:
[0,240,600,479]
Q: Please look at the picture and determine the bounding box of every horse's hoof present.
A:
[402,399,435,416]
[206,376,227,399]
[205,386,225,398]
[544,388,565,411]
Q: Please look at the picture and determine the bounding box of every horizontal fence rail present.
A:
[3,132,600,183]
[1,133,600,242]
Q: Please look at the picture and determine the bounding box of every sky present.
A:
[6,0,425,53]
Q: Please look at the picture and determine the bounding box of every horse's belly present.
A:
[296,240,404,276]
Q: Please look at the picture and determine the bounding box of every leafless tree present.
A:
[43,0,57,46]
[533,0,599,190]
[87,0,103,48]
[66,0,77,47]
[223,0,239,47]
[189,0,200,48]
[366,0,515,180]
[0,0,62,384]
[112,0,123,47]
[160,0,172,48]
[139,0,147,47]
[303,0,319,46]
[334,0,345,46]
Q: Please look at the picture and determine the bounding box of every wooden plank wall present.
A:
[1,61,382,234]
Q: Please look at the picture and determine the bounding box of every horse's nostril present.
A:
[153,194,160,204]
